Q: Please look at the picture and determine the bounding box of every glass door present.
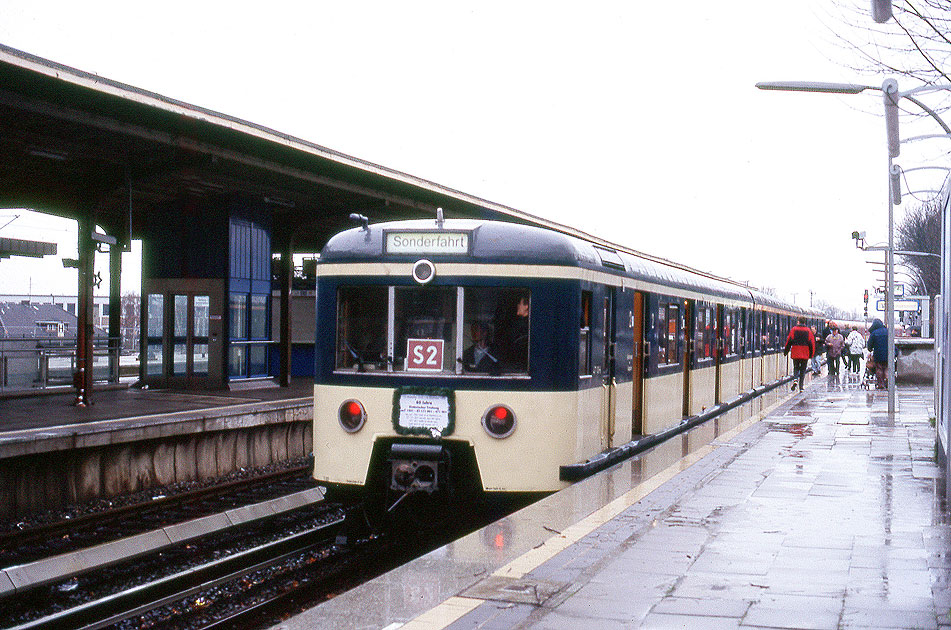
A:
[144,291,212,386]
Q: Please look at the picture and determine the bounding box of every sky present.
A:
[0,0,941,315]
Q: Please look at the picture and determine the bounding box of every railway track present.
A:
[0,462,315,569]
[1,495,352,630]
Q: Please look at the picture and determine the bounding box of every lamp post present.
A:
[756,78,951,416]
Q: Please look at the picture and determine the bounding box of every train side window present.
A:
[723,309,737,357]
[336,286,388,371]
[736,310,745,355]
[694,305,713,360]
[705,307,712,358]
[579,291,592,376]
[658,303,680,366]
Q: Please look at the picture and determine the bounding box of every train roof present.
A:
[320,218,811,312]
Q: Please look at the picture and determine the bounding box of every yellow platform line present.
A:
[397,393,787,629]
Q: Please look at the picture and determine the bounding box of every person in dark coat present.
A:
[462,322,499,373]
[493,294,530,372]
[784,317,815,391]
[866,318,889,389]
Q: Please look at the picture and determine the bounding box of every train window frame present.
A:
[722,308,738,358]
[693,303,715,363]
[460,286,531,376]
[394,285,459,373]
[658,302,680,367]
[333,284,531,377]
[335,286,390,372]
[579,290,593,377]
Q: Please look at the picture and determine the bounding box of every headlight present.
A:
[338,399,366,433]
[482,404,516,438]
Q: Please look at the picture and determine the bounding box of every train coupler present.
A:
[387,443,449,499]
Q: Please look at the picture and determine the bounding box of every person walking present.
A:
[811,325,824,374]
[784,317,815,391]
[866,318,889,389]
[846,326,865,374]
[825,326,845,377]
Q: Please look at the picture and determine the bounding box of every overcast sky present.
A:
[0,1,941,315]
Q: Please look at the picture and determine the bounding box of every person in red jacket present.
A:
[784,317,816,391]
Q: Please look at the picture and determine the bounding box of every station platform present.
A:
[0,378,313,433]
[279,377,949,630]
[0,379,314,519]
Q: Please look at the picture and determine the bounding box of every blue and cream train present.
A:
[312,217,822,505]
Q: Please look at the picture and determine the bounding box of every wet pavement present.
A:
[0,378,313,432]
[279,375,950,629]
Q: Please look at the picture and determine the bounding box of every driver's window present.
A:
[335,286,388,371]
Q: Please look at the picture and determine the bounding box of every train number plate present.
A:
[397,392,451,435]
[406,338,444,372]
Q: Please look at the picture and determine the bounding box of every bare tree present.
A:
[831,0,951,86]
[814,298,861,321]
[896,198,942,295]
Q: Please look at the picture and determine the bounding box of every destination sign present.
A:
[876,299,921,312]
[385,231,470,255]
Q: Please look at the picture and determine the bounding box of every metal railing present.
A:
[0,336,134,393]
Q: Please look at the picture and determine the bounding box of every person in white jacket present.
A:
[845,326,866,374]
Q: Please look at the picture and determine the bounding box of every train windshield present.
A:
[335,285,530,375]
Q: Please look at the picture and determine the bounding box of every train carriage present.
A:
[312,216,821,507]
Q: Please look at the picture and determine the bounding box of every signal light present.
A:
[338,399,366,433]
[482,404,516,438]
[864,290,869,304]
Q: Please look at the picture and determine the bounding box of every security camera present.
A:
[851,231,866,240]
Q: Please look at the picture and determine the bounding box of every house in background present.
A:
[0,301,106,390]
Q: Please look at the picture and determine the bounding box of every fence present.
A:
[0,337,129,393]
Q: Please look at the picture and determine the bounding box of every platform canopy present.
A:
[0,236,56,259]
[0,44,559,252]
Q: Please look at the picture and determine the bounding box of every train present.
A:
[311,216,823,510]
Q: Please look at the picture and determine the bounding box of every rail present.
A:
[0,336,135,393]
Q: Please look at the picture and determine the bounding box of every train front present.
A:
[312,218,584,511]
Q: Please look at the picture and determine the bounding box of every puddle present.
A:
[767,422,814,437]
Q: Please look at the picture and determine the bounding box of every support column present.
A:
[108,242,122,383]
[279,240,293,387]
[75,216,95,406]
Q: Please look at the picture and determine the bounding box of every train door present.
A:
[631,291,645,437]
[682,300,692,418]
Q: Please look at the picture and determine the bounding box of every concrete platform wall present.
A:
[0,399,312,520]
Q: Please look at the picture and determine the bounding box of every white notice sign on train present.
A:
[398,393,450,434]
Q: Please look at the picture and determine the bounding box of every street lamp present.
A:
[756,78,951,416]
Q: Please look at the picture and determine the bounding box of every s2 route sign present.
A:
[406,338,444,371]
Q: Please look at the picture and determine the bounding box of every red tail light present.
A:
[482,404,516,438]
[338,399,366,433]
